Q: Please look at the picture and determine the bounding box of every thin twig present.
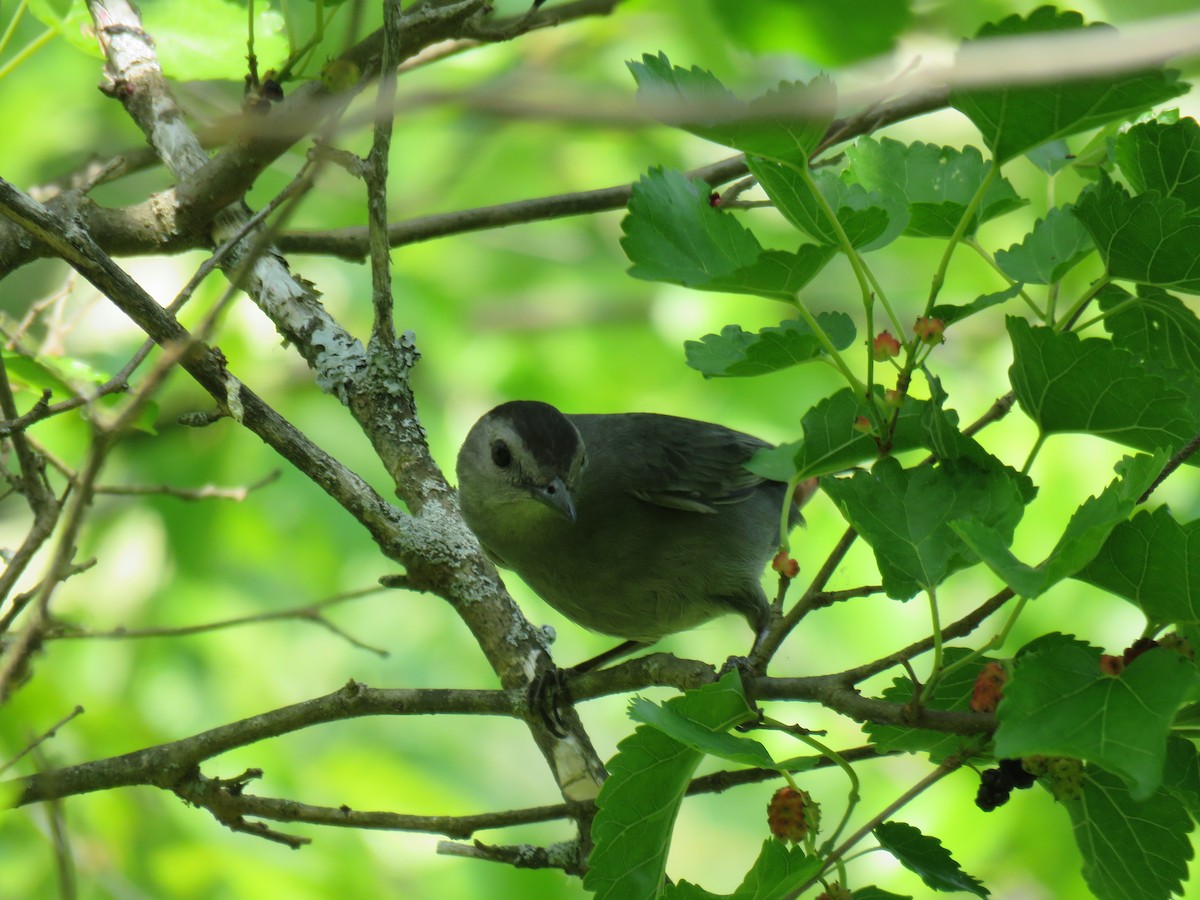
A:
[0,706,85,777]
[49,586,387,655]
[93,469,281,501]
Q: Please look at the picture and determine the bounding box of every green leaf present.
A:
[995,641,1199,798]
[746,388,933,482]
[1006,317,1198,455]
[1115,118,1200,209]
[663,840,821,900]
[864,649,994,762]
[1025,139,1075,175]
[1074,173,1200,294]
[844,138,1026,238]
[950,8,1187,165]
[873,821,988,897]
[707,0,911,67]
[627,691,768,770]
[853,889,913,900]
[1163,734,1200,815]
[1065,765,1194,900]
[823,455,1028,600]
[994,206,1094,284]
[621,168,834,301]
[684,314,856,378]
[628,53,835,166]
[929,284,1023,326]
[585,674,756,900]
[1075,508,1200,625]
[746,159,909,251]
[27,0,103,57]
[141,0,289,82]
[952,452,1164,599]
[1101,285,1200,424]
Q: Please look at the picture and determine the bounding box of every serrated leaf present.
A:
[1065,765,1194,900]
[621,168,834,301]
[1163,734,1200,815]
[1100,285,1200,425]
[746,388,934,482]
[844,138,1026,238]
[684,314,856,378]
[1074,508,1200,625]
[732,841,822,899]
[1102,285,1200,379]
[823,455,1027,599]
[864,649,993,761]
[995,643,1199,798]
[585,674,755,900]
[951,7,1187,164]
[1115,117,1200,209]
[952,452,1164,599]
[873,821,988,897]
[746,159,909,251]
[929,283,1023,326]
[1007,317,1198,454]
[628,53,835,166]
[994,206,1095,284]
[1074,173,1200,294]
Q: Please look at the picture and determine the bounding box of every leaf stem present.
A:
[925,163,998,312]
[1056,275,1112,331]
[964,237,1046,319]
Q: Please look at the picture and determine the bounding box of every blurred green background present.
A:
[2,0,1198,897]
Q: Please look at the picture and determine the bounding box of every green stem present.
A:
[917,587,944,703]
[794,163,903,337]
[934,595,1027,687]
[1072,295,1137,334]
[1056,275,1112,331]
[964,237,1046,320]
[0,27,52,80]
[791,294,867,397]
[0,0,28,59]
[925,164,998,312]
[765,718,861,852]
[1021,432,1045,476]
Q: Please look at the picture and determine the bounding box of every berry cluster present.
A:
[1023,755,1085,802]
[975,758,1037,811]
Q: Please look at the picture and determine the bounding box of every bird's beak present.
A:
[533,476,576,522]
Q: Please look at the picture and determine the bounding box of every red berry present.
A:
[872,330,901,361]
[767,786,820,844]
[852,415,872,434]
[970,661,1008,713]
[913,316,945,345]
[771,551,800,579]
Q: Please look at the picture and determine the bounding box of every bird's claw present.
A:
[529,665,573,738]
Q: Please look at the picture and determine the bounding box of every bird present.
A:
[455,400,809,654]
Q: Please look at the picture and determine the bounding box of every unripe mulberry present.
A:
[767,786,819,844]
[970,661,1008,713]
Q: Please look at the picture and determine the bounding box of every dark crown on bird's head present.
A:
[489,401,583,471]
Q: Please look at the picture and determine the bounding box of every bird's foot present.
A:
[529,664,574,738]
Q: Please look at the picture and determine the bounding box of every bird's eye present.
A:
[490,441,512,468]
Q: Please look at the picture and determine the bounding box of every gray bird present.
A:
[456,400,807,648]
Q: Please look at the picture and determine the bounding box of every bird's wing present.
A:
[572,413,772,514]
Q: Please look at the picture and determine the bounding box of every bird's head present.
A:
[456,400,585,524]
